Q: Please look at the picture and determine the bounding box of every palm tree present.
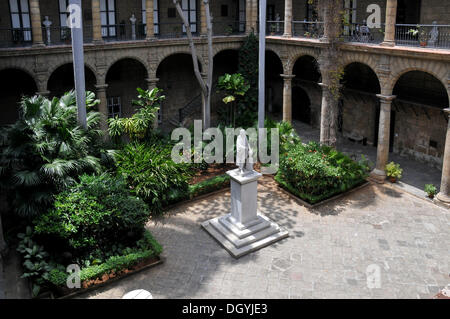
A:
[0,91,103,218]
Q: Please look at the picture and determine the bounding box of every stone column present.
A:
[370,94,396,182]
[381,0,397,47]
[319,82,330,145]
[91,0,103,43]
[200,0,207,36]
[36,90,50,97]
[29,0,44,46]
[251,0,258,35]
[320,2,331,42]
[146,77,160,128]
[95,84,109,132]
[281,74,295,123]
[245,0,252,34]
[145,0,155,40]
[283,0,292,37]
[436,108,450,207]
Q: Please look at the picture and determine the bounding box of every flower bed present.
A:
[275,142,370,205]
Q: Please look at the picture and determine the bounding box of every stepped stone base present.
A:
[202,213,289,258]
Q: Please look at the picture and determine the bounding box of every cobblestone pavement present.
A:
[290,120,442,192]
[80,178,449,299]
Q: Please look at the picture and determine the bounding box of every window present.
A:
[58,0,71,40]
[107,96,121,118]
[238,0,245,32]
[100,0,116,38]
[344,0,357,35]
[221,5,228,17]
[9,0,32,42]
[181,0,197,33]
[168,8,176,18]
[306,1,318,21]
[142,0,159,35]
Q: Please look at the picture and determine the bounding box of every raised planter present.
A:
[36,256,164,299]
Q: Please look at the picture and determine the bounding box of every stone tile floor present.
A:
[79,177,449,299]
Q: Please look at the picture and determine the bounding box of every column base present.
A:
[381,40,395,47]
[282,33,292,38]
[435,192,450,208]
[92,39,104,44]
[369,168,386,183]
[32,42,45,48]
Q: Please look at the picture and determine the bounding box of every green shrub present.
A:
[0,91,105,218]
[385,162,403,180]
[33,173,150,255]
[108,88,164,142]
[116,142,192,214]
[275,142,369,204]
[47,230,162,288]
[424,184,437,197]
[189,174,230,198]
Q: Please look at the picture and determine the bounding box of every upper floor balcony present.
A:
[0,0,449,52]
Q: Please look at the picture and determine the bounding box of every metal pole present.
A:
[258,0,266,132]
[69,0,87,128]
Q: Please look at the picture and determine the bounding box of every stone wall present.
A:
[420,0,450,24]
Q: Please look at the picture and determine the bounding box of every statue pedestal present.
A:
[202,168,288,258]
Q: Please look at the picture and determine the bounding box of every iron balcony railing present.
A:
[395,23,450,49]
[292,21,323,39]
[212,21,246,36]
[342,23,385,44]
[41,25,94,45]
[0,27,33,48]
[266,21,284,36]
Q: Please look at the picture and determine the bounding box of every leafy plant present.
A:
[108,87,164,142]
[424,184,437,198]
[275,141,369,204]
[33,173,150,256]
[0,92,103,218]
[237,32,258,128]
[115,141,193,214]
[385,161,403,180]
[217,73,250,126]
[17,226,53,297]
[189,174,230,198]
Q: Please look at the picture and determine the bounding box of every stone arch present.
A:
[213,42,242,57]
[156,49,205,75]
[46,56,98,86]
[265,44,288,73]
[388,62,449,103]
[341,62,381,94]
[292,55,322,83]
[339,51,379,78]
[105,55,149,83]
[47,63,98,97]
[286,47,322,75]
[0,65,38,88]
[0,68,38,125]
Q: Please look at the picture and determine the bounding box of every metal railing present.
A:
[266,21,284,35]
[0,27,33,48]
[101,23,146,42]
[395,24,450,49]
[41,25,93,45]
[212,21,246,36]
[292,21,323,39]
[342,23,384,44]
[156,22,198,39]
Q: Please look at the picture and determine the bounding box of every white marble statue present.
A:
[236,129,254,175]
[43,16,52,44]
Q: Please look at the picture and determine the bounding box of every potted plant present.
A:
[225,26,233,36]
[408,26,428,47]
[385,161,403,183]
[270,24,277,35]
[424,184,437,199]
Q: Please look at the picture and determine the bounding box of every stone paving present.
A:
[290,120,443,192]
[80,177,449,299]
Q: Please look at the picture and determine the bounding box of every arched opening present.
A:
[156,53,202,131]
[292,55,321,127]
[0,69,37,126]
[392,71,449,166]
[47,64,97,98]
[213,49,239,124]
[292,87,311,124]
[105,58,148,119]
[265,50,283,115]
[341,62,381,146]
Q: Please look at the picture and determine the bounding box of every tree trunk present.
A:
[173,0,213,129]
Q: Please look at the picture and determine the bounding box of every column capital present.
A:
[95,84,109,91]
[146,77,159,83]
[443,108,450,116]
[376,94,396,103]
[36,90,50,96]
